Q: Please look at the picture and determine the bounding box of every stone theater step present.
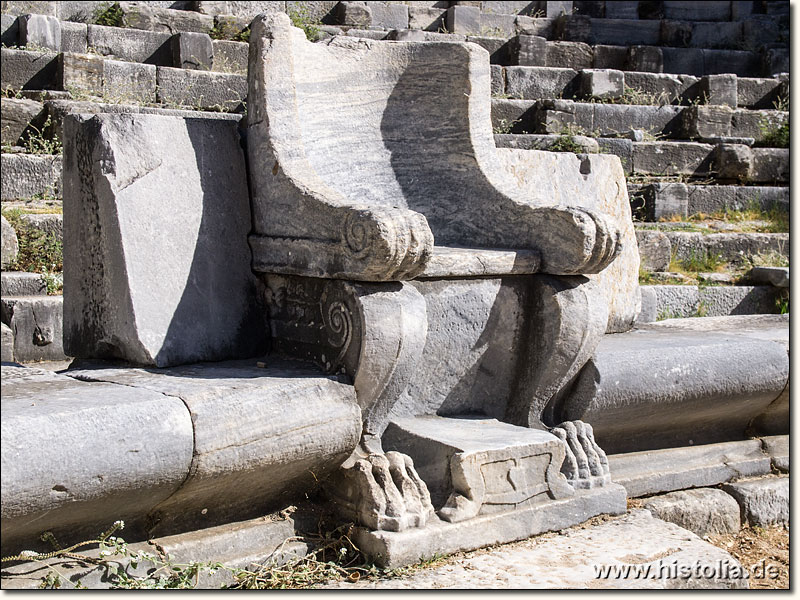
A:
[326,510,749,589]
[495,136,789,183]
[561,314,789,454]
[491,98,788,144]
[609,438,773,497]
[628,183,788,217]
[638,284,784,321]
[0,294,66,362]
[722,476,789,527]
[643,488,742,536]
[1,359,360,556]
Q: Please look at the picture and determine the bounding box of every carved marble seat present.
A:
[247,13,632,539]
[247,13,624,281]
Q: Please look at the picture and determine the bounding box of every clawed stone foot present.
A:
[333,451,435,532]
[551,420,610,489]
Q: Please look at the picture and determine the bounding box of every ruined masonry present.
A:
[0,0,789,590]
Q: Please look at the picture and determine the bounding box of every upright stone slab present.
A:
[62,113,268,367]
[1,215,18,269]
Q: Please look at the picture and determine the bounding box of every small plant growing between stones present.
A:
[493,118,521,134]
[668,248,725,274]
[756,117,789,148]
[775,290,789,315]
[2,520,449,589]
[549,134,585,154]
[92,2,125,27]
[1,208,63,277]
[19,115,62,155]
[288,4,322,42]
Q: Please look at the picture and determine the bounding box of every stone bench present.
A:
[0,359,360,557]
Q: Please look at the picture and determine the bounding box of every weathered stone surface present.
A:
[627,45,663,72]
[593,44,627,69]
[18,13,60,52]
[644,488,741,536]
[635,230,671,271]
[609,439,772,498]
[20,212,61,238]
[351,484,626,569]
[1,97,45,145]
[86,24,172,64]
[0,363,194,555]
[248,14,624,281]
[679,105,733,140]
[156,66,246,111]
[698,74,737,108]
[370,2,409,30]
[0,48,59,91]
[211,39,247,74]
[504,66,579,100]
[511,34,547,66]
[119,2,214,34]
[0,322,13,362]
[495,148,639,332]
[103,59,157,103]
[748,266,788,288]
[638,182,687,220]
[59,20,87,53]
[0,272,46,297]
[62,113,266,367]
[65,359,361,538]
[546,40,593,69]
[760,435,788,472]
[384,416,575,519]
[171,31,213,70]
[624,71,697,104]
[408,5,447,31]
[337,1,372,27]
[1,512,301,590]
[632,141,712,176]
[192,1,285,18]
[643,284,782,319]
[1,295,66,362]
[1,13,19,47]
[563,315,789,453]
[737,76,785,109]
[579,68,623,99]
[0,153,62,200]
[59,51,103,92]
[723,477,789,526]
[751,148,789,183]
[419,246,541,278]
[494,133,599,153]
[687,184,789,214]
[666,231,788,266]
[1,215,19,269]
[331,510,746,588]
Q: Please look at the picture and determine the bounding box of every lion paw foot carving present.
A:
[335,451,435,532]
[551,420,610,489]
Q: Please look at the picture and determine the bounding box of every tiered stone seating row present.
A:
[0,1,790,365]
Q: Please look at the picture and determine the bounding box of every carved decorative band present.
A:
[344,212,371,257]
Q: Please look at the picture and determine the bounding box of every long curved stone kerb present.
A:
[247,13,623,281]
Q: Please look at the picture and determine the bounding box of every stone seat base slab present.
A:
[352,483,627,568]
[609,439,773,498]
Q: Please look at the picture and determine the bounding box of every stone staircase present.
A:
[1,2,789,362]
[0,3,789,586]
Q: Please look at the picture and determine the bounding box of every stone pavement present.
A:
[323,510,748,589]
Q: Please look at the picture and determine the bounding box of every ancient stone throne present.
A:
[247,13,637,550]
